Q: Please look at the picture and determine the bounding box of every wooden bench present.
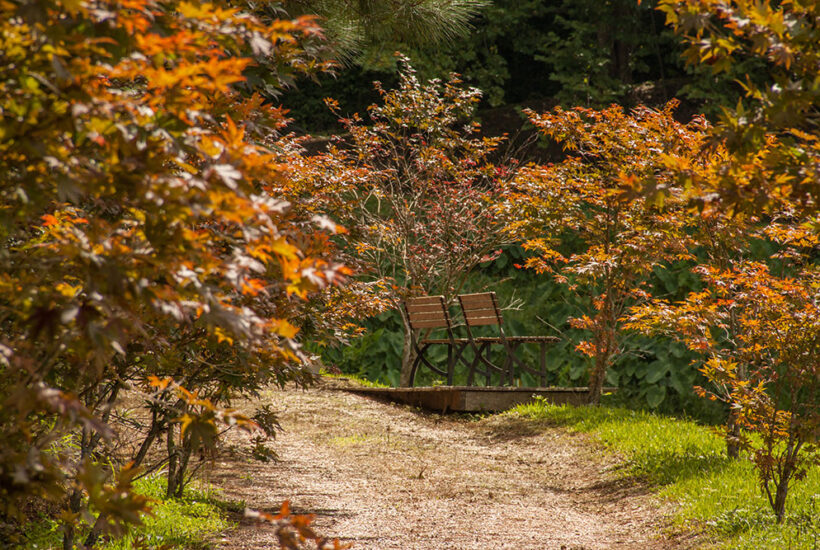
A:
[404,295,470,387]
[458,292,559,386]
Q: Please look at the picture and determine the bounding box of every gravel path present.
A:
[208,381,691,549]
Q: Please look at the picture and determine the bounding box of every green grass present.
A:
[25,475,235,549]
[509,399,820,549]
[321,370,390,388]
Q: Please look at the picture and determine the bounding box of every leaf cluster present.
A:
[0,0,349,545]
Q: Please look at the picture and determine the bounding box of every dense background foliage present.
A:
[281,0,769,133]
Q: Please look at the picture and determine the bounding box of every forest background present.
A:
[293,0,765,419]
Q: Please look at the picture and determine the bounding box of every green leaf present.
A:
[645,361,669,384]
[646,385,666,408]
[668,369,690,396]
[605,369,619,385]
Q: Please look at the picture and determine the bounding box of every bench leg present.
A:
[484,343,495,386]
[507,343,524,386]
[408,353,421,388]
[504,348,513,386]
[446,346,454,386]
[466,342,493,386]
[408,343,431,387]
[540,342,547,387]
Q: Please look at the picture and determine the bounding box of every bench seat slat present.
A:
[505,336,560,343]
[474,336,559,343]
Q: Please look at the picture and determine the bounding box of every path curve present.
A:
[209,381,689,550]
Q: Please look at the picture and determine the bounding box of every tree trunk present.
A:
[65,425,95,549]
[398,304,414,387]
[166,423,179,499]
[614,39,632,83]
[725,410,741,459]
[587,355,608,405]
[62,488,84,550]
[770,438,798,523]
[171,440,193,498]
[773,479,789,523]
[399,327,414,387]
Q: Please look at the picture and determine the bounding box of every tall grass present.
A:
[510,399,819,549]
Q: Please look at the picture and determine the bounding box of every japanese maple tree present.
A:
[628,260,819,522]
[0,0,345,546]
[507,101,705,404]
[659,0,820,214]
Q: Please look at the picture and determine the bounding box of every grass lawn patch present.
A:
[321,370,390,388]
[509,398,820,549]
[25,475,235,549]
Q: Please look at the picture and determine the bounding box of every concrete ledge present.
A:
[334,385,617,413]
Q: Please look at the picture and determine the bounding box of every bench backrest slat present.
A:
[458,292,503,327]
[408,296,445,306]
[464,316,501,326]
[405,303,445,314]
[405,295,451,330]
[408,311,449,322]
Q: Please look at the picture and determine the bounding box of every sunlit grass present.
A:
[25,475,234,550]
[321,370,390,388]
[509,399,820,549]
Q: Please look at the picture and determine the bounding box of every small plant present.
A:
[251,436,279,463]
[630,262,820,523]
[510,399,820,547]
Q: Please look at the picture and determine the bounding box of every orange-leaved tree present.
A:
[636,0,820,502]
[659,0,820,214]
[506,101,705,404]
[0,0,346,546]
[628,260,819,522]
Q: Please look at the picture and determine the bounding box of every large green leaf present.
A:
[646,385,666,408]
[645,361,669,384]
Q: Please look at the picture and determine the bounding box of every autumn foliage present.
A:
[1,0,819,543]
[506,101,704,403]
[659,0,820,213]
[0,0,345,545]
[629,261,820,522]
